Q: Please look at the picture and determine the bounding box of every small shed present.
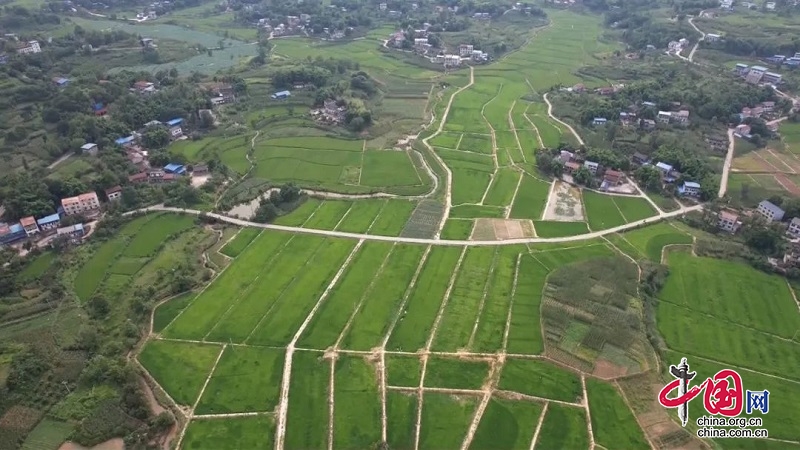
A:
[271,90,291,99]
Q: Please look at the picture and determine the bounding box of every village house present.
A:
[619,112,636,127]
[718,210,741,233]
[641,119,656,130]
[443,54,461,66]
[735,124,752,139]
[657,111,671,124]
[603,169,624,185]
[164,163,187,175]
[16,40,41,54]
[92,103,107,116]
[192,164,209,175]
[106,186,122,201]
[471,50,489,62]
[0,223,26,246]
[757,199,785,222]
[271,90,291,100]
[706,33,721,42]
[210,84,236,105]
[459,44,474,57]
[705,135,728,153]
[166,118,183,139]
[20,216,39,237]
[564,161,581,174]
[788,217,800,238]
[632,152,650,166]
[592,117,607,126]
[36,213,61,233]
[61,192,100,216]
[673,110,690,126]
[57,223,85,243]
[655,162,673,176]
[678,181,701,197]
[596,87,615,96]
[559,150,574,164]
[132,80,156,95]
[572,83,586,93]
[414,38,428,50]
[129,172,148,184]
[52,77,70,88]
[762,72,782,85]
[584,160,600,175]
[744,65,768,84]
[81,143,98,156]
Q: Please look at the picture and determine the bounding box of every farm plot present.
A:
[272,198,322,227]
[195,346,284,414]
[432,246,498,351]
[471,219,535,241]
[534,404,589,449]
[423,357,490,389]
[370,199,418,236]
[360,150,424,188]
[611,195,657,222]
[297,242,393,349]
[334,199,385,233]
[284,351,329,450]
[339,244,427,350]
[509,176,550,220]
[123,214,196,257]
[505,255,548,354]
[387,246,465,352]
[585,378,649,450]
[219,228,261,258]
[243,238,357,346]
[533,221,590,238]
[469,398,543,450]
[152,291,196,332]
[441,219,474,240]
[458,133,494,154]
[614,222,692,261]
[658,252,800,380]
[386,355,423,387]
[302,200,353,230]
[332,356,382,449]
[252,145,361,187]
[484,168,522,207]
[450,204,506,219]
[528,114,562,148]
[498,359,582,403]
[386,391,418,450]
[582,190,626,230]
[417,393,478,450]
[472,250,518,351]
[450,162,494,205]
[162,231,297,339]
[138,340,222,406]
[400,200,445,239]
[182,415,274,450]
[428,132,462,149]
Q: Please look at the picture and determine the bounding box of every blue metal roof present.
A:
[656,162,673,171]
[164,163,184,172]
[37,213,60,225]
[166,118,183,126]
[115,136,134,145]
[684,181,701,188]
[272,90,291,98]
[9,224,23,233]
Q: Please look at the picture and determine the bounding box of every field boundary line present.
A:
[467,247,500,349]
[542,93,584,146]
[366,199,389,233]
[522,103,545,148]
[502,254,523,351]
[456,133,464,150]
[405,148,425,185]
[508,100,528,163]
[494,389,581,407]
[478,84,503,205]
[275,239,364,450]
[173,343,227,449]
[414,245,468,450]
[786,280,800,313]
[358,140,366,185]
[678,352,800,385]
[327,356,336,450]
[160,223,266,335]
[242,238,332,343]
[540,179,556,221]
[301,200,324,227]
[215,130,259,209]
[460,355,503,450]
[202,234,299,340]
[421,65,475,238]
[192,411,273,419]
[581,375,596,449]
[529,401,548,450]
[333,244,397,349]
[382,245,433,347]
[614,380,658,450]
[506,171,525,219]
[332,203,355,231]
[611,197,628,223]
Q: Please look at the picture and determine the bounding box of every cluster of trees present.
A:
[0,5,60,30]
[632,144,716,199]
[271,57,359,89]
[565,66,784,126]
[252,184,302,223]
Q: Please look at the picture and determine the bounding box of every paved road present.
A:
[130,204,703,246]
[719,127,736,198]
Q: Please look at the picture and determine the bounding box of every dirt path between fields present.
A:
[543,93,584,147]
[529,402,549,450]
[421,66,475,237]
[275,240,364,450]
[581,375,597,449]
[508,100,529,163]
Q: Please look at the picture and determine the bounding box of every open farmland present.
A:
[137,226,662,448]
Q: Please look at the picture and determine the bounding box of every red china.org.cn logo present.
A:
[657,357,770,439]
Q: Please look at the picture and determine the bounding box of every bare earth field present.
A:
[542,181,585,222]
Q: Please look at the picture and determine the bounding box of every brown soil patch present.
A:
[775,173,800,196]
[0,405,42,432]
[472,218,534,241]
[592,359,628,379]
[732,154,770,172]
